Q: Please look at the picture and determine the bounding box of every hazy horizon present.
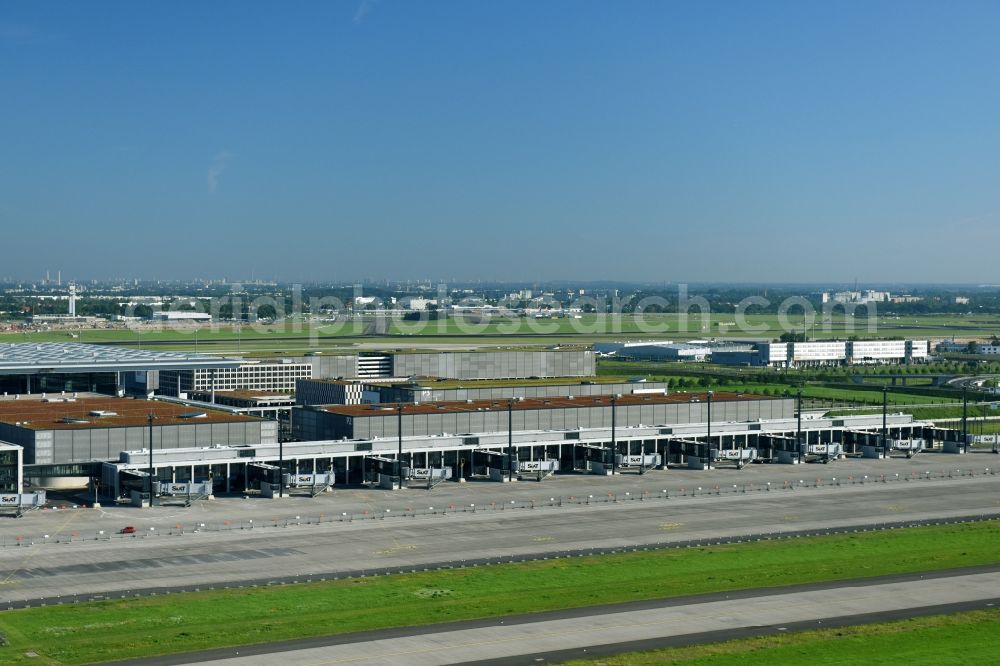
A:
[3,2,1000,283]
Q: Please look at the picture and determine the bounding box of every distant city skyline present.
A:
[2,2,1000,282]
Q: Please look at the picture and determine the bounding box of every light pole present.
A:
[705,391,713,470]
[277,414,284,498]
[147,412,155,506]
[610,394,620,475]
[507,398,514,482]
[881,386,888,458]
[397,404,404,488]
[961,387,968,454]
[797,389,803,464]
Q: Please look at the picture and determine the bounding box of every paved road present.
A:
[126,569,1000,665]
[2,471,998,605]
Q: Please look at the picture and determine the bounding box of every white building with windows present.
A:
[158,359,313,397]
[756,340,928,367]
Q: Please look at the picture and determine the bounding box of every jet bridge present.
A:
[711,448,758,468]
[407,467,453,489]
[887,438,926,458]
[514,459,560,481]
[667,438,715,470]
[365,455,404,489]
[475,450,514,482]
[284,472,337,496]
[757,434,804,464]
[474,450,559,482]
[804,443,843,463]
[564,442,608,474]
[922,427,971,454]
[154,481,213,505]
[248,462,281,488]
[0,491,46,516]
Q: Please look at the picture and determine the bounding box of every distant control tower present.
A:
[68,283,77,317]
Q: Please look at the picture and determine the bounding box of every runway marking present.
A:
[659,522,683,530]
[0,509,81,586]
[531,536,554,542]
[373,544,417,556]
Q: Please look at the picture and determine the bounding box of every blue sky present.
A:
[2,1,999,283]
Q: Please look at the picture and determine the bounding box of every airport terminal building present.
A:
[293,392,794,441]
[287,350,596,381]
[156,359,313,397]
[0,396,276,466]
[294,378,670,406]
[97,410,943,498]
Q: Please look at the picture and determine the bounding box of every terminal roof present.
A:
[0,342,240,375]
[318,391,775,417]
[0,397,259,430]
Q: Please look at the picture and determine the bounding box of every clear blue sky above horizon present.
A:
[2,1,999,284]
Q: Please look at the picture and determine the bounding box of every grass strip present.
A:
[0,520,997,665]
[557,607,1000,665]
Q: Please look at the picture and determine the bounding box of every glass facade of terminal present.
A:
[0,448,19,493]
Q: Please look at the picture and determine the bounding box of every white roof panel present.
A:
[0,343,240,374]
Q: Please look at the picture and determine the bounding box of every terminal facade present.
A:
[294,378,669,406]
[98,411,944,499]
[293,393,794,441]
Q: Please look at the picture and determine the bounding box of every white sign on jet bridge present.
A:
[517,461,558,471]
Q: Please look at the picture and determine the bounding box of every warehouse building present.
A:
[295,377,669,406]
[293,392,793,441]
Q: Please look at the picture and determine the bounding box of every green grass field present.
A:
[6,311,1000,354]
[558,608,1000,665]
[0,521,996,665]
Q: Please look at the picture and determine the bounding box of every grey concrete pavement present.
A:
[4,452,997,543]
[1,468,997,605]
